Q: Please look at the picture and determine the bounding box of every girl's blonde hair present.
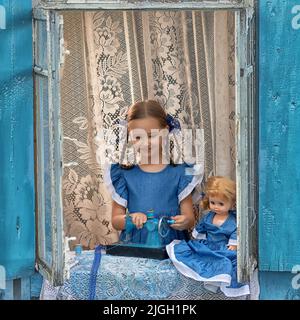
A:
[201,176,236,210]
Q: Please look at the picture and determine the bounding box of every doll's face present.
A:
[128,117,169,164]
[208,196,233,216]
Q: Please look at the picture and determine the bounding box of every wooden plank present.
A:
[49,10,65,286]
[259,271,300,300]
[20,277,31,300]
[1,278,31,300]
[259,0,300,271]
[33,7,47,20]
[30,272,43,299]
[34,9,50,278]
[37,0,252,11]
[235,7,257,282]
[0,0,35,280]
[2,281,14,300]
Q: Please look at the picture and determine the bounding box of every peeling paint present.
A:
[0,0,35,280]
[259,0,300,274]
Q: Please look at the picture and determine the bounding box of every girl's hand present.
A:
[228,245,237,251]
[129,212,147,229]
[170,215,191,230]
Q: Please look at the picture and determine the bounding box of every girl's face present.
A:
[128,117,169,164]
[209,196,233,216]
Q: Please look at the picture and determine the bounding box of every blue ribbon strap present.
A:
[88,245,104,300]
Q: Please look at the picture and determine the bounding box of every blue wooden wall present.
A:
[0,0,35,280]
[259,0,300,298]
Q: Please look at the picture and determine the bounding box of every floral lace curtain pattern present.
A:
[61,10,236,249]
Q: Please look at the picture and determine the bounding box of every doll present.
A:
[166,176,250,297]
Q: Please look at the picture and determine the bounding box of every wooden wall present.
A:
[0,0,35,281]
[259,0,300,298]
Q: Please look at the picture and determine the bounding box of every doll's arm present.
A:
[111,200,127,230]
[171,194,195,230]
[192,217,207,240]
[228,245,237,251]
[227,228,237,250]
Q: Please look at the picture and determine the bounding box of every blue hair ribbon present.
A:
[166,113,181,132]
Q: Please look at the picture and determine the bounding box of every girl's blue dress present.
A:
[104,162,203,245]
[166,210,250,297]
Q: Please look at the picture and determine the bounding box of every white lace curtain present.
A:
[61,10,236,249]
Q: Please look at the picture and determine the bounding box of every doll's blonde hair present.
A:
[201,176,236,210]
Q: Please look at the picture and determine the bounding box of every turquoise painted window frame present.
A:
[34,0,257,285]
[41,0,253,10]
[33,8,65,286]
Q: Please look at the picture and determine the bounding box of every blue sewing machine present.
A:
[105,210,175,260]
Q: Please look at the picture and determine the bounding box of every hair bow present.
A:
[166,114,181,132]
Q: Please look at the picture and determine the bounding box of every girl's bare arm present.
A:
[171,194,195,230]
[111,200,126,230]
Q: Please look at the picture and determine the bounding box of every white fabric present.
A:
[192,228,206,240]
[203,282,220,293]
[166,240,232,285]
[227,239,237,246]
[103,163,128,208]
[178,171,204,204]
[166,239,250,298]
[220,283,250,298]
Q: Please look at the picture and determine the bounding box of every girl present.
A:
[104,100,203,245]
[166,176,250,297]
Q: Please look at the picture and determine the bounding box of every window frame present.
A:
[33,8,65,286]
[33,0,257,285]
[41,0,253,11]
[235,6,257,282]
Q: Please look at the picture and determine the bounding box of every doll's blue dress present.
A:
[104,162,203,245]
[166,210,250,297]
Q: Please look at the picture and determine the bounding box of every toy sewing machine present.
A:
[105,210,175,260]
